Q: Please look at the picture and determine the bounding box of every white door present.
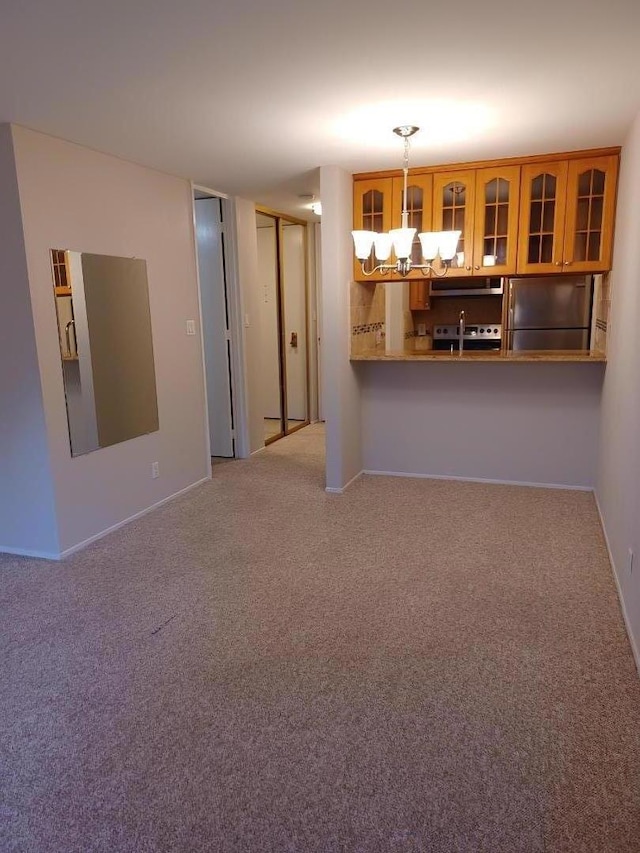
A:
[195,197,234,458]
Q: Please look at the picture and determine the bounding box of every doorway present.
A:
[194,191,235,458]
[256,210,310,445]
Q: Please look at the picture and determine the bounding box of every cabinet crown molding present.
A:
[353,146,621,181]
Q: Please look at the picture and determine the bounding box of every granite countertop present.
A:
[351,348,607,363]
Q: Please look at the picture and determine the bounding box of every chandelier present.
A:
[352,126,461,278]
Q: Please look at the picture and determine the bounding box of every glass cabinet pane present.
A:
[482,177,510,264]
[572,169,606,262]
[527,173,557,264]
[405,184,424,265]
[442,181,467,266]
[362,189,384,232]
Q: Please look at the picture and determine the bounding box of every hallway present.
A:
[2,424,639,852]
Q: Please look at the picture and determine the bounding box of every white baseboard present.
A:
[0,545,61,560]
[594,493,640,678]
[58,477,210,559]
[362,469,593,491]
[325,469,363,495]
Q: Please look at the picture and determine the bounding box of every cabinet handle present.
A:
[465,265,472,270]
[474,265,480,270]
[555,261,562,266]
[563,260,572,266]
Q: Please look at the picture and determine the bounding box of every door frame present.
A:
[192,183,250,460]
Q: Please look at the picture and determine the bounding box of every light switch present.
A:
[186,319,196,336]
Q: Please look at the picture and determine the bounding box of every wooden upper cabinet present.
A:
[518,161,568,274]
[392,173,433,280]
[473,165,520,276]
[353,177,393,281]
[518,155,618,274]
[432,170,476,277]
[563,155,618,273]
[353,148,620,282]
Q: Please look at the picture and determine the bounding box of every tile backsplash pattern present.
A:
[351,281,385,354]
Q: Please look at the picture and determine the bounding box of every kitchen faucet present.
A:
[459,310,465,355]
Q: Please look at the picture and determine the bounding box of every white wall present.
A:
[0,125,59,556]
[596,111,640,667]
[360,362,603,488]
[9,124,209,555]
[320,165,362,491]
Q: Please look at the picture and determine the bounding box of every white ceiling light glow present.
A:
[352,126,460,278]
[335,99,494,150]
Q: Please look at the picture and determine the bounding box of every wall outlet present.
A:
[151,461,159,479]
[628,548,634,575]
[185,319,196,336]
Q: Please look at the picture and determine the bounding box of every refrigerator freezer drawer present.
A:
[508,328,591,351]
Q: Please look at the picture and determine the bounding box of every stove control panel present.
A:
[433,324,502,341]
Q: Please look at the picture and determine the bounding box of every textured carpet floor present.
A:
[2,423,640,852]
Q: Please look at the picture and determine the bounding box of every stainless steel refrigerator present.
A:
[506,275,594,351]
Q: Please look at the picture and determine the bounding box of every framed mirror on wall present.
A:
[51,250,159,456]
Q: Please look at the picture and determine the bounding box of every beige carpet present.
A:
[2,423,639,852]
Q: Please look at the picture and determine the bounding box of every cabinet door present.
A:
[353,178,393,281]
[517,161,568,274]
[473,165,520,275]
[409,280,430,310]
[563,155,618,273]
[432,170,476,277]
[392,174,433,279]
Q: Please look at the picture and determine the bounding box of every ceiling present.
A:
[1,0,639,220]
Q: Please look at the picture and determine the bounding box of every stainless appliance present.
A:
[506,275,593,351]
[433,323,502,352]
[429,276,504,298]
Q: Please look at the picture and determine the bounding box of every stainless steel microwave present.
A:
[429,276,504,297]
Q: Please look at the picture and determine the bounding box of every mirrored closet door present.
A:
[255,210,309,445]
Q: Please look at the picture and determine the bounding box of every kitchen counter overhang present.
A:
[351,349,607,363]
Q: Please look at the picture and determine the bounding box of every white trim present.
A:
[594,493,640,678]
[362,469,594,491]
[0,545,61,560]
[58,477,210,559]
[325,469,363,494]
[192,183,229,199]
[251,445,267,456]
[190,185,213,469]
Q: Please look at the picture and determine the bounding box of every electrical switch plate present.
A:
[151,461,159,479]
[186,319,196,336]
[417,323,427,336]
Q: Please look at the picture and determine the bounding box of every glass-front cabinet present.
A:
[353,178,393,281]
[517,155,618,274]
[473,166,520,275]
[563,155,618,273]
[432,170,476,277]
[518,161,569,274]
[391,174,433,278]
